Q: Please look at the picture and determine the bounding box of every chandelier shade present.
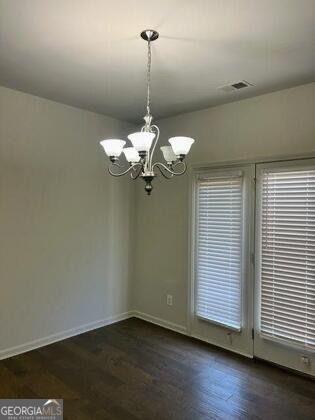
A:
[123,147,141,163]
[128,132,155,153]
[161,145,177,163]
[98,29,195,195]
[168,137,195,156]
[100,139,126,157]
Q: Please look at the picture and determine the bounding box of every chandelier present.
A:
[99,30,195,195]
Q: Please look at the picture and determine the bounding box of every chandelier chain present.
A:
[146,39,151,117]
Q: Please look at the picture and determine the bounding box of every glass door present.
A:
[190,165,255,357]
[254,159,315,376]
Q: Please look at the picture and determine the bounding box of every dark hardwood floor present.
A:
[0,318,314,419]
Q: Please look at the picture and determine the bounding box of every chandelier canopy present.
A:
[100,29,195,195]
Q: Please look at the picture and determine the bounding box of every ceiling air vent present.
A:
[218,80,253,93]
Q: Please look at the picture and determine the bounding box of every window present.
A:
[195,171,244,330]
[259,166,315,348]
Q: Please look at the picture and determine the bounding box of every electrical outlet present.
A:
[166,294,173,306]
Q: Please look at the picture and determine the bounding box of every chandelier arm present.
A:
[148,125,160,170]
[172,161,187,175]
[108,163,142,177]
[131,165,143,180]
[153,162,174,179]
[172,160,189,170]
[152,161,187,176]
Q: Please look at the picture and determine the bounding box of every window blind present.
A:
[196,174,243,330]
[260,168,315,348]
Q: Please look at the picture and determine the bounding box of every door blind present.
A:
[196,174,243,330]
[260,168,315,348]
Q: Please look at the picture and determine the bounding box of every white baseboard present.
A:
[0,311,132,361]
[132,311,188,335]
[0,309,251,361]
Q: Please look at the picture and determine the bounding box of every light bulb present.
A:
[161,146,177,163]
[128,132,155,152]
[123,147,140,163]
[169,136,194,156]
[100,139,126,157]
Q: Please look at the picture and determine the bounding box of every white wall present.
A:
[0,86,134,355]
[132,82,315,328]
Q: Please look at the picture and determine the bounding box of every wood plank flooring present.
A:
[1,318,314,419]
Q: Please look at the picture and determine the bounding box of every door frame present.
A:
[253,158,315,376]
[187,153,315,361]
[188,163,256,357]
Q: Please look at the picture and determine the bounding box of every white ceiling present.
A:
[0,0,314,123]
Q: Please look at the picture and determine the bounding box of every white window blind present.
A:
[196,173,243,330]
[260,168,315,349]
